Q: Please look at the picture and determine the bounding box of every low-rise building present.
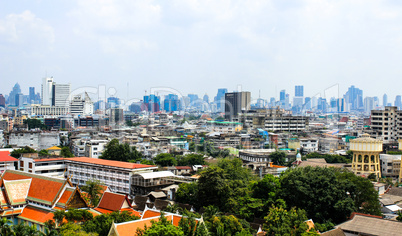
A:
[380,154,401,179]
[131,171,176,196]
[84,140,108,158]
[66,157,157,196]
[8,131,60,150]
[0,150,17,172]
[18,155,66,178]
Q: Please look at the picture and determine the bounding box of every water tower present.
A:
[350,134,382,178]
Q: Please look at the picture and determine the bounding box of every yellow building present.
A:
[350,134,382,178]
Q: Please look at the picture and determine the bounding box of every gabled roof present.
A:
[336,214,402,235]
[3,179,31,205]
[0,190,7,206]
[0,151,18,162]
[55,187,75,207]
[0,170,68,205]
[112,215,172,236]
[141,209,161,219]
[47,146,62,150]
[18,206,55,225]
[97,192,126,212]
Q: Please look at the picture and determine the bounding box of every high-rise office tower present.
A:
[8,83,21,106]
[215,88,228,112]
[29,87,35,104]
[383,94,388,107]
[395,95,402,109]
[224,91,251,120]
[345,85,363,111]
[52,83,71,107]
[41,77,54,106]
[295,85,304,97]
[203,94,209,104]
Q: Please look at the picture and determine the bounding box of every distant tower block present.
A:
[350,134,382,178]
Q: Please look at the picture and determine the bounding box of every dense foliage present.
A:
[176,159,382,234]
[269,151,286,165]
[24,118,47,130]
[100,138,142,162]
[10,146,37,158]
[81,179,104,207]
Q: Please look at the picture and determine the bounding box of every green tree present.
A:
[81,179,104,207]
[10,146,37,158]
[83,211,139,236]
[263,205,317,236]
[397,211,402,222]
[24,118,47,130]
[53,209,65,227]
[60,146,74,157]
[279,167,381,224]
[269,151,286,166]
[101,139,142,162]
[154,153,177,167]
[59,223,97,236]
[0,217,12,236]
[136,213,184,236]
[64,209,94,222]
[176,182,199,207]
[39,149,50,156]
[176,154,205,166]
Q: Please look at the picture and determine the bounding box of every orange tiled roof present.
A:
[56,187,74,206]
[3,179,31,205]
[142,209,161,219]
[1,170,67,205]
[93,207,113,214]
[66,157,156,170]
[18,206,54,224]
[97,192,126,211]
[1,208,23,216]
[121,208,141,217]
[115,215,173,236]
[0,151,18,162]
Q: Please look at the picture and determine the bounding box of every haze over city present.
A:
[1,0,402,100]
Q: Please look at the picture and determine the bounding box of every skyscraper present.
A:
[215,88,227,112]
[383,94,388,107]
[279,90,286,101]
[29,87,35,104]
[395,95,402,109]
[295,85,304,97]
[203,94,209,104]
[41,77,54,105]
[345,85,363,111]
[8,83,21,106]
[52,83,71,107]
[224,91,251,120]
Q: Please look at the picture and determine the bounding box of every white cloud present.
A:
[0,10,54,46]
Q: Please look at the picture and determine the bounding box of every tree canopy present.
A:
[154,153,177,167]
[100,139,142,162]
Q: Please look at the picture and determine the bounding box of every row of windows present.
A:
[71,171,129,183]
[69,164,129,175]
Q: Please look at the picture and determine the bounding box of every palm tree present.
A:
[81,179,103,207]
[0,217,12,236]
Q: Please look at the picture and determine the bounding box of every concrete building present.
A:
[8,131,60,150]
[371,106,401,143]
[300,138,319,154]
[66,157,157,196]
[350,134,382,178]
[19,155,66,178]
[41,77,54,106]
[70,92,94,116]
[224,91,251,120]
[239,149,276,162]
[84,140,108,158]
[379,154,401,179]
[52,83,71,107]
[110,108,124,126]
[31,104,70,116]
[0,150,17,172]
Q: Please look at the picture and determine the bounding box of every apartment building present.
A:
[371,106,401,143]
[8,131,60,150]
[379,154,401,179]
[84,140,108,158]
[65,157,157,196]
[18,155,66,178]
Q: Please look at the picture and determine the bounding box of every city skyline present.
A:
[1,1,402,100]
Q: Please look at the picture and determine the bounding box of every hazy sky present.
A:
[1,0,402,103]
